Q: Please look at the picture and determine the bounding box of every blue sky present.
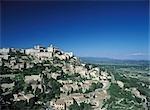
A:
[1,1,149,60]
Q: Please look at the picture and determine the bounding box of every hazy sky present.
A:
[1,1,149,60]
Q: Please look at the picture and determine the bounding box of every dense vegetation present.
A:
[0,66,12,75]
[103,83,143,110]
[42,75,62,101]
[85,82,103,93]
[69,100,92,110]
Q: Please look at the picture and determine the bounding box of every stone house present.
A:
[50,99,66,110]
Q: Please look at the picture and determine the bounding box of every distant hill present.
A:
[80,57,149,66]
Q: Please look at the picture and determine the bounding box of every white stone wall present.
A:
[0,55,10,60]
[0,48,10,54]
[36,52,52,59]
[25,48,36,55]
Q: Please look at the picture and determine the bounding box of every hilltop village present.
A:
[0,45,112,110]
[0,45,147,110]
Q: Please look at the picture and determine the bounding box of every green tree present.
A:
[13,74,25,93]
[69,100,91,110]
[35,87,41,96]
[69,100,80,110]
[86,82,103,93]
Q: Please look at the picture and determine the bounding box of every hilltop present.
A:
[0,45,148,110]
[0,45,111,110]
